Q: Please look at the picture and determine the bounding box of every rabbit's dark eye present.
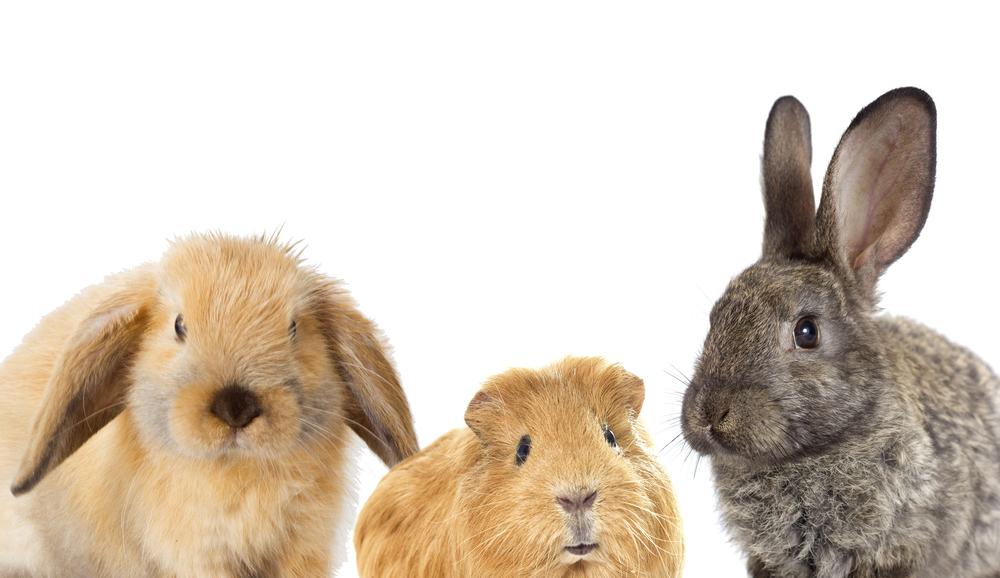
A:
[515,435,531,466]
[174,314,187,341]
[289,320,297,339]
[794,316,819,349]
[603,424,617,448]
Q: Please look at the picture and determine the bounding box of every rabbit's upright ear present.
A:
[761,96,816,260]
[816,88,936,295]
[315,281,417,467]
[12,270,156,496]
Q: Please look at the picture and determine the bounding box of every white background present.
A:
[1,2,998,576]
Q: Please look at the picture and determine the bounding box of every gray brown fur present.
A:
[681,88,1000,577]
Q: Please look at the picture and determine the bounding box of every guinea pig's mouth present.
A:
[564,543,598,557]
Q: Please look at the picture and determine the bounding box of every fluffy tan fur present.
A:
[355,357,683,578]
[0,233,417,577]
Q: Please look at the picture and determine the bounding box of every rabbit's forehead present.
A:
[158,245,306,319]
[711,263,845,325]
[164,271,300,310]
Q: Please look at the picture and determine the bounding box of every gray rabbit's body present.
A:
[681,88,1000,577]
[715,316,1000,578]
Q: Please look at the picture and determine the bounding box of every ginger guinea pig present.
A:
[354,357,683,578]
[0,233,417,577]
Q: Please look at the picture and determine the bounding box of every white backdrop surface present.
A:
[1,2,998,576]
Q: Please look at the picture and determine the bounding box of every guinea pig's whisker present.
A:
[624,500,674,522]
[619,516,646,566]
[459,521,513,568]
[621,507,660,554]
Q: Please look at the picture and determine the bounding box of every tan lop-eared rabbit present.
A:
[355,357,683,578]
[0,233,418,577]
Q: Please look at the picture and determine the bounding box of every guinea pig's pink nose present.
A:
[556,489,598,514]
[210,385,262,429]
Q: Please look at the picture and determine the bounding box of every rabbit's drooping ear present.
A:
[762,96,816,260]
[316,283,417,467]
[12,273,155,495]
[816,88,936,294]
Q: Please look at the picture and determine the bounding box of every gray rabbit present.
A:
[681,87,1000,578]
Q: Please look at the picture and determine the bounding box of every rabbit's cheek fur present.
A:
[685,265,889,464]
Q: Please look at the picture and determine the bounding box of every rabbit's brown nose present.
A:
[556,489,598,513]
[210,385,261,429]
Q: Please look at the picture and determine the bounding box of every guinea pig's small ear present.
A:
[464,390,500,439]
[465,391,499,437]
[761,96,816,260]
[599,363,646,417]
[12,271,156,496]
[816,88,936,296]
[315,282,418,467]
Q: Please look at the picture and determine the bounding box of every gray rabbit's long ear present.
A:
[816,87,936,296]
[762,96,816,260]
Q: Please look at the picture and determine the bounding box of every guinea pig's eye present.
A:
[793,316,820,349]
[515,435,531,466]
[603,424,617,448]
[289,319,297,340]
[174,314,187,342]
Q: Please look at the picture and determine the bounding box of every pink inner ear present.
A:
[834,111,915,272]
[465,390,500,432]
[468,391,493,409]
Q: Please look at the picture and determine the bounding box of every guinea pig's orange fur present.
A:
[0,233,417,577]
[355,357,683,578]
